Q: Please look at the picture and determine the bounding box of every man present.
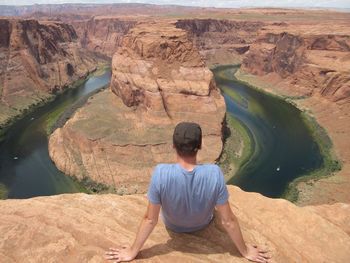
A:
[106,122,269,262]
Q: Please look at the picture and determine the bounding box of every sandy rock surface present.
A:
[1,186,350,263]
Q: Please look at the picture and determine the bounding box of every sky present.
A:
[0,0,349,9]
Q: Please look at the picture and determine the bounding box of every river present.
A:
[213,65,323,198]
[0,70,111,199]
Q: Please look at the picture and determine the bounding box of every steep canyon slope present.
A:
[49,21,226,194]
[0,18,100,129]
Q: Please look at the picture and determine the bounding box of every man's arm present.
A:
[106,201,161,262]
[216,202,270,263]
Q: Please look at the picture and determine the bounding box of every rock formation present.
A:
[49,21,226,194]
[0,18,101,128]
[1,185,350,262]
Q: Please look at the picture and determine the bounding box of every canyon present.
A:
[46,13,350,204]
[0,5,349,262]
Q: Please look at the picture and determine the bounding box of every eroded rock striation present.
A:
[49,21,225,193]
[1,186,350,262]
[0,18,101,128]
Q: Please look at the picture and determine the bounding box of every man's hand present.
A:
[105,246,138,262]
[215,202,271,262]
[243,244,270,263]
[105,202,160,262]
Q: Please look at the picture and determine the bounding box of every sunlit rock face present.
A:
[49,21,225,194]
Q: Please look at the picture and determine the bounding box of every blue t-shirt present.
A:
[147,163,229,233]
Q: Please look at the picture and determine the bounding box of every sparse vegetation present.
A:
[0,183,8,199]
[71,175,115,194]
[283,113,342,202]
[218,112,253,182]
[45,64,110,134]
[92,64,111,77]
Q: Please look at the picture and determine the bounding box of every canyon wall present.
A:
[242,29,350,102]
[175,19,264,66]
[0,18,101,128]
[49,21,225,194]
[72,16,137,57]
[1,185,350,262]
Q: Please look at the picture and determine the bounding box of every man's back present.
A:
[147,163,228,233]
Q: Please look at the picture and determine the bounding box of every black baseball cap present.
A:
[173,122,202,154]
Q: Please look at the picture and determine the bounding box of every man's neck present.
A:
[176,154,197,172]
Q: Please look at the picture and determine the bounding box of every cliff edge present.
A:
[1,186,349,262]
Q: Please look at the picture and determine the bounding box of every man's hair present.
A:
[173,122,202,157]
